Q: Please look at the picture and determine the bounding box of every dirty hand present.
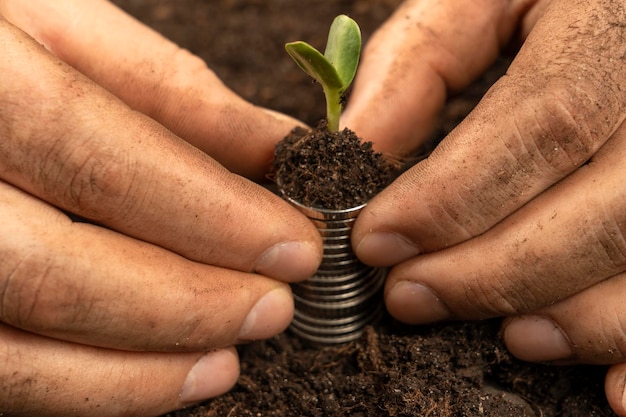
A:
[0,1,322,416]
[345,0,626,413]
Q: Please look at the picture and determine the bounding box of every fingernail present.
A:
[385,281,450,324]
[503,316,574,362]
[180,349,239,403]
[237,287,294,342]
[255,241,321,282]
[355,232,421,266]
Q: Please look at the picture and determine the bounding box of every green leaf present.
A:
[285,41,343,91]
[284,15,362,131]
[324,15,361,90]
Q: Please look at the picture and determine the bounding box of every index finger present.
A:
[0,19,322,282]
[0,0,302,180]
[342,0,538,156]
[353,0,626,266]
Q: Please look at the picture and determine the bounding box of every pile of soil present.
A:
[173,319,609,417]
[273,122,395,209]
[111,1,614,416]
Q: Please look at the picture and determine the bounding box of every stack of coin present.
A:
[286,199,386,344]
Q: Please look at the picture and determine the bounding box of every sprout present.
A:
[285,15,361,132]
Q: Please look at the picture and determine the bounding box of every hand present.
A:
[0,1,322,416]
[345,0,626,414]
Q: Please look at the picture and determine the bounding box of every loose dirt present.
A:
[111,1,614,416]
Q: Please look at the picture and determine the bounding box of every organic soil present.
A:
[111,1,615,416]
[273,122,395,209]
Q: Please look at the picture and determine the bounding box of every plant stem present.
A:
[325,88,342,131]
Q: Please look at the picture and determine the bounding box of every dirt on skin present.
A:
[110,1,615,416]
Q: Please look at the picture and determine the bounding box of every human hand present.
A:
[345,0,626,413]
[0,1,322,416]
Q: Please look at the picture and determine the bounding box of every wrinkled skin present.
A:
[0,1,324,416]
[2,0,626,415]
[344,0,626,415]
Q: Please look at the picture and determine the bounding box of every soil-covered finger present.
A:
[0,181,293,350]
[353,0,626,266]
[503,273,626,365]
[0,21,322,281]
[384,120,626,324]
[0,323,238,417]
[0,0,301,180]
[342,0,540,156]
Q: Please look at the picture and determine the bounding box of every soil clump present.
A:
[273,121,395,209]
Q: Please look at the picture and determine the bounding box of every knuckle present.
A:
[1,250,54,328]
[516,84,604,176]
[54,143,140,220]
[171,45,223,87]
[160,45,224,103]
[594,216,626,272]
[0,246,84,332]
[461,271,544,317]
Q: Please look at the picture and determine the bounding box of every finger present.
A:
[383,118,626,325]
[503,274,626,365]
[0,19,322,282]
[0,323,239,416]
[507,294,626,417]
[605,363,626,416]
[1,180,293,349]
[353,0,626,267]
[342,0,547,156]
[0,0,301,180]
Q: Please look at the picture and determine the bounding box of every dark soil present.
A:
[273,122,395,209]
[171,319,610,417]
[111,1,615,416]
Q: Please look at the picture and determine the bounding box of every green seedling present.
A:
[285,14,361,132]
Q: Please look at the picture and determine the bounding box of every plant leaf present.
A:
[324,14,361,90]
[285,41,343,91]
